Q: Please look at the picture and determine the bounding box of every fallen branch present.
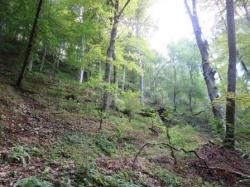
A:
[132,143,250,180]
[198,164,250,179]
[192,111,205,116]
[132,143,151,169]
[165,127,177,164]
[132,142,208,169]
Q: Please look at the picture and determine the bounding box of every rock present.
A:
[0,114,6,120]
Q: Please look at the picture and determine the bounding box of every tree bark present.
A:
[184,0,224,124]
[16,0,43,87]
[224,0,237,149]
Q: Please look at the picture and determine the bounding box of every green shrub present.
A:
[168,125,202,150]
[8,146,31,166]
[75,163,138,187]
[157,169,181,187]
[7,146,41,166]
[14,177,52,187]
[117,91,141,121]
[103,173,139,187]
[95,135,116,155]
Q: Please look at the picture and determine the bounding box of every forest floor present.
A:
[0,57,250,186]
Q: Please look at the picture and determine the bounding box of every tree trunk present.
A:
[16,0,43,87]
[102,0,131,111]
[113,65,118,84]
[173,61,177,112]
[80,68,84,83]
[140,59,144,106]
[99,62,102,81]
[215,0,250,80]
[189,66,194,113]
[122,65,126,91]
[224,0,237,149]
[102,5,119,111]
[40,42,47,72]
[243,1,250,21]
[111,65,119,108]
[28,55,33,72]
[184,0,224,124]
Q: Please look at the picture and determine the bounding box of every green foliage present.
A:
[117,91,141,120]
[156,169,181,187]
[95,135,116,156]
[8,146,31,166]
[168,125,202,150]
[14,177,52,187]
[75,162,139,187]
[210,118,224,136]
[48,133,98,167]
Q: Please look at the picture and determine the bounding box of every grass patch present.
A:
[156,168,182,187]
[168,125,203,150]
[95,134,117,156]
[47,133,98,166]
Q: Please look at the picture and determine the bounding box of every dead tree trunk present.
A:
[224,0,237,149]
[184,0,224,125]
[16,0,43,87]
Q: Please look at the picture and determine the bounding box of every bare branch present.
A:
[117,0,131,19]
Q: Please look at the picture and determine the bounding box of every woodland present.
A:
[0,0,250,186]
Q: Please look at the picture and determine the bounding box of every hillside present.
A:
[0,54,250,187]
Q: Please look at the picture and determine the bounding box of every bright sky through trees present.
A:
[148,0,216,54]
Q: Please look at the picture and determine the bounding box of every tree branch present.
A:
[117,0,131,19]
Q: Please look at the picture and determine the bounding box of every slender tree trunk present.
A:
[16,0,43,87]
[188,66,194,113]
[184,0,224,124]
[243,1,250,21]
[173,61,177,112]
[111,65,119,108]
[99,62,102,81]
[40,42,47,72]
[224,0,237,149]
[102,7,119,110]
[140,58,144,106]
[28,55,33,72]
[121,65,126,91]
[113,65,118,89]
[215,0,250,80]
[102,0,131,111]
[113,66,118,84]
[80,68,84,83]
[0,21,3,44]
